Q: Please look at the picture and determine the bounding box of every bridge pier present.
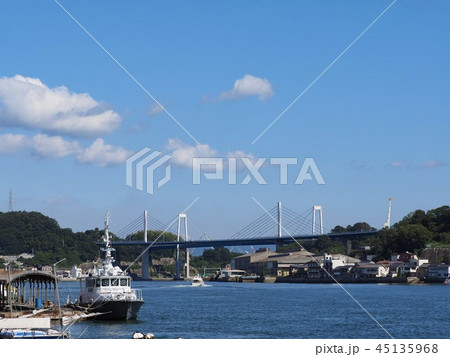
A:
[275,201,282,252]
[141,210,151,280]
[142,249,150,280]
[175,214,188,280]
[185,248,190,279]
[175,244,181,280]
[346,239,352,255]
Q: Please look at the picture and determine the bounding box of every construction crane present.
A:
[383,198,392,229]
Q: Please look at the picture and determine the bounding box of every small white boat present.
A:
[0,328,70,339]
[191,275,205,287]
[0,317,70,339]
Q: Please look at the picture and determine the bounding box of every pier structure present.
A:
[0,269,58,314]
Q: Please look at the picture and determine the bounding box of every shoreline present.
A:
[110,276,447,285]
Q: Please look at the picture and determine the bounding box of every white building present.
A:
[353,263,389,278]
[71,266,82,278]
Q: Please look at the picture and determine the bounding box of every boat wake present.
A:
[171,284,213,288]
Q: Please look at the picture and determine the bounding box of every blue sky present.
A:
[0,0,449,240]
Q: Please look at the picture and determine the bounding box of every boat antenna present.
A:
[101,211,116,267]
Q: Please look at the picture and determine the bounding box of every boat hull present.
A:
[80,300,144,321]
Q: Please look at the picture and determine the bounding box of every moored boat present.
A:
[0,317,70,339]
[77,213,144,320]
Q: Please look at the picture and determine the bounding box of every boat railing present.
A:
[131,289,143,301]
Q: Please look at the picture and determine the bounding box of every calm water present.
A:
[58,281,449,339]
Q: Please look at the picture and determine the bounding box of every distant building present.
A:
[323,253,360,273]
[71,266,82,278]
[266,251,317,277]
[306,261,322,279]
[332,265,354,278]
[417,263,430,280]
[427,263,450,280]
[233,248,274,274]
[0,253,34,266]
[233,248,316,276]
[218,269,246,279]
[233,250,360,278]
[353,263,389,278]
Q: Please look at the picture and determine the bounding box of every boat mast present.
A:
[101,212,116,269]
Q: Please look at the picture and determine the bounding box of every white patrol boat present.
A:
[78,213,144,320]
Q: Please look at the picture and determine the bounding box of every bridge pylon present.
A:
[312,206,324,235]
[175,213,189,280]
[141,210,150,280]
[275,201,283,251]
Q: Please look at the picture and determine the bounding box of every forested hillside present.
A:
[0,211,100,266]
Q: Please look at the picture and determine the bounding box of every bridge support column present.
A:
[175,213,188,280]
[141,210,150,280]
[275,201,283,251]
[185,248,190,279]
[142,249,150,280]
[346,239,352,255]
[175,245,180,280]
[312,206,324,235]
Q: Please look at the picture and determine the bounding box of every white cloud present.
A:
[420,160,447,168]
[31,134,82,158]
[77,138,132,167]
[388,160,447,169]
[148,103,164,117]
[0,75,121,137]
[0,133,81,158]
[217,74,274,101]
[390,161,407,168]
[164,139,257,171]
[226,150,257,161]
[166,138,219,168]
[0,133,29,154]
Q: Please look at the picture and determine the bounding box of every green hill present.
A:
[0,211,100,266]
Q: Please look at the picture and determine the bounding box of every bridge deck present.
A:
[106,231,378,250]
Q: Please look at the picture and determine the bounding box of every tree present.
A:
[396,224,432,253]
[441,253,450,265]
[191,247,240,269]
[331,225,346,234]
[331,222,376,233]
[371,224,433,260]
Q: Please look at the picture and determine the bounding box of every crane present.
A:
[383,198,392,229]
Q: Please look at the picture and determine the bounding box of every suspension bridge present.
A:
[105,202,379,280]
